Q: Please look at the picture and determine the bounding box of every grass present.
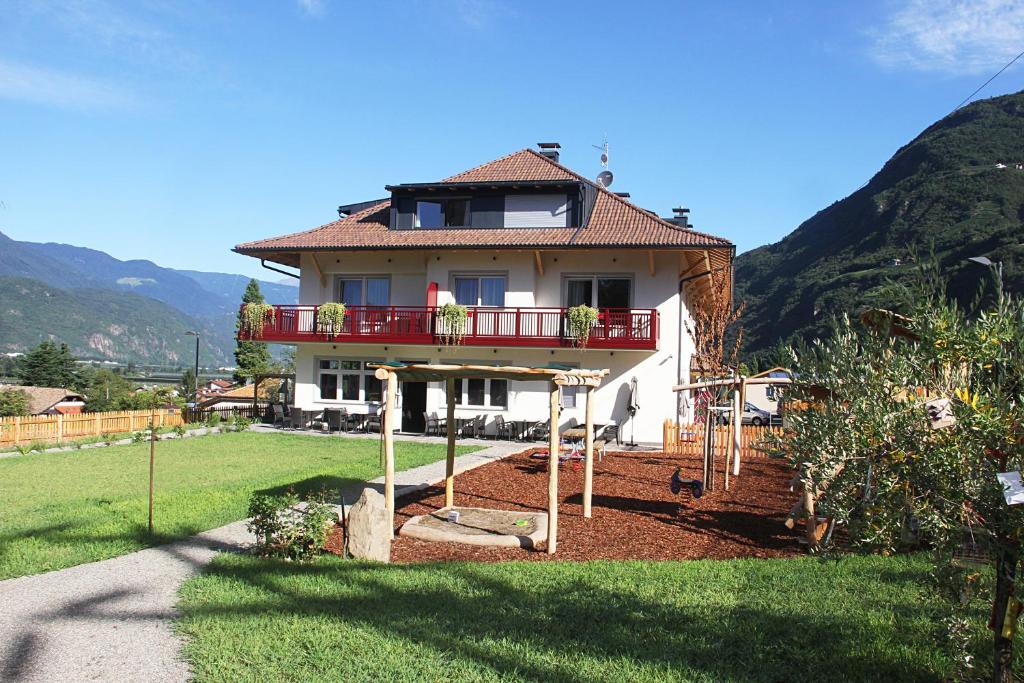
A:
[176,553,958,682]
[0,432,477,579]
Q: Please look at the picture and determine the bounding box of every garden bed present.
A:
[374,448,798,562]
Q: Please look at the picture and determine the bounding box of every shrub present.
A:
[206,412,222,428]
[173,424,187,438]
[0,388,29,417]
[437,303,468,345]
[102,432,119,446]
[132,430,148,444]
[234,417,252,432]
[315,302,347,336]
[567,304,599,348]
[247,488,335,562]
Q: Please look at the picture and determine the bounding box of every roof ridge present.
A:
[441,148,534,182]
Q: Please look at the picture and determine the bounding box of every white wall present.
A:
[288,247,699,444]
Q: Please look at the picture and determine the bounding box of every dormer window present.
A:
[415,198,470,228]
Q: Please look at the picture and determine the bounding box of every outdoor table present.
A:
[561,427,587,440]
[511,420,533,440]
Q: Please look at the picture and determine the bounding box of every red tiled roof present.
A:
[235,149,732,264]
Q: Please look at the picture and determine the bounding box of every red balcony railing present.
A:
[240,305,659,350]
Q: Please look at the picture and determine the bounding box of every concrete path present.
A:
[0,442,523,682]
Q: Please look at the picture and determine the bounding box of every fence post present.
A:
[94,413,101,437]
[13,416,20,444]
[56,413,63,444]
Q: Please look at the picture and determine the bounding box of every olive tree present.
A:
[772,265,1024,682]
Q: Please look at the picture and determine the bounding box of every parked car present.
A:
[714,403,774,426]
[741,402,772,427]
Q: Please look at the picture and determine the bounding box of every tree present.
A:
[772,262,1024,682]
[16,341,82,389]
[0,388,29,417]
[82,368,134,412]
[233,279,272,384]
[180,368,197,403]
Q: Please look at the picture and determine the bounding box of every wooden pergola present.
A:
[370,362,610,554]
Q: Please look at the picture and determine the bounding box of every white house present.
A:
[233,145,734,443]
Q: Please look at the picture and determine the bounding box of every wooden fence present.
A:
[662,419,782,457]
[182,404,268,424]
[0,409,185,447]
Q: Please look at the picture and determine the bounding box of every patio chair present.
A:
[424,411,444,436]
[493,415,515,441]
[271,404,285,427]
[528,419,551,441]
[364,407,382,433]
[598,423,620,446]
[473,414,488,438]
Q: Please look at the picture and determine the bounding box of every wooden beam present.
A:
[383,371,397,536]
[533,250,544,276]
[583,385,595,519]
[648,250,656,276]
[445,377,457,508]
[679,257,705,279]
[732,379,743,477]
[547,382,560,554]
[310,253,326,289]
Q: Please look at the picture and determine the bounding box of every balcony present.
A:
[240,305,659,351]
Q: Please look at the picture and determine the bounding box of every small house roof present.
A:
[0,385,85,415]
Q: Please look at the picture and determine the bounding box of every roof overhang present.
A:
[385,180,582,192]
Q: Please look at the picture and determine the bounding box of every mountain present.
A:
[0,277,233,364]
[0,232,298,365]
[0,235,297,319]
[173,269,299,309]
[735,90,1024,359]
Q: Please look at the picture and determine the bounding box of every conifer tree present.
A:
[233,279,272,383]
[16,341,81,388]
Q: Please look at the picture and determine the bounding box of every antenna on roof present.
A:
[592,135,613,188]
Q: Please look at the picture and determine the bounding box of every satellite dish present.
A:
[597,170,614,188]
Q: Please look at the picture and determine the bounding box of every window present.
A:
[336,276,390,307]
[316,359,385,402]
[450,371,508,408]
[565,276,632,309]
[453,275,506,307]
[415,198,470,228]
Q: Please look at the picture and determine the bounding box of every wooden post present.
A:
[445,377,457,508]
[547,382,560,554]
[56,413,63,445]
[383,371,397,534]
[94,412,101,437]
[583,385,595,519]
[732,378,742,477]
[148,411,156,535]
[13,416,20,445]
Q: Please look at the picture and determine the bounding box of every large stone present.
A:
[347,488,391,562]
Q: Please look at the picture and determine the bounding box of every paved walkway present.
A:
[0,442,523,682]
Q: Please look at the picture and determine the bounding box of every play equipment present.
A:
[669,467,704,499]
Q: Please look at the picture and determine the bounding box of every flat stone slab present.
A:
[400,506,547,549]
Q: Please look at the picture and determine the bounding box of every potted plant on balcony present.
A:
[239,302,275,338]
[315,302,347,337]
[567,304,599,348]
[437,303,468,345]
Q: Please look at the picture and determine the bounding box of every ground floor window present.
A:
[448,362,509,408]
[317,359,384,402]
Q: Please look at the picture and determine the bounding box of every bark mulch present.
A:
[377,448,800,563]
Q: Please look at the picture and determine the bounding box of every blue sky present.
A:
[1,1,1023,281]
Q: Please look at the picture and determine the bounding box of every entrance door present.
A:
[401,382,427,433]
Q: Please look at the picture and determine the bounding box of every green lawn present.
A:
[177,554,959,682]
[0,432,476,579]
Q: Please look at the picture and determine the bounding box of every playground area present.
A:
[381,446,797,562]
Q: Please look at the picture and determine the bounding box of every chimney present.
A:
[666,207,690,228]
[537,142,561,163]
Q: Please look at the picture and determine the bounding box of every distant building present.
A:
[199,381,278,409]
[0,385,86,415]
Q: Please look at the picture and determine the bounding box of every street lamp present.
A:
[185,331,200,408]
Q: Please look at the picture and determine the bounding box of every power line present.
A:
[952,48,1024,113]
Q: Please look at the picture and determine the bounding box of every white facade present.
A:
[288,248,697,443]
